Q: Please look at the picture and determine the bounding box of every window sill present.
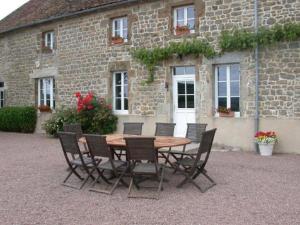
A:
[170,32,198,39]
[214,112,240,118]
[113,110,129,115]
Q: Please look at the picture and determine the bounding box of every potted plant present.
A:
[111,35,124,44]
[255,131,278,156]
[38,105,52,113]
[175,25,190,35]
[217,106,234,117]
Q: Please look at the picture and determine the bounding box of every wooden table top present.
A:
[79,134,191,149]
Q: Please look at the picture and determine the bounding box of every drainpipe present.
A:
[254,0,260,153]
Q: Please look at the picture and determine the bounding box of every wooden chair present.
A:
[175,129,217,192]
[125,137,165,200]
[58,132,96,190]
[84,134,128,195]
[163,123,207,169]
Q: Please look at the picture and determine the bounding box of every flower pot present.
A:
[259,144,274,156]
[219,111,234,117]
[112,38,124,44]
[175,29,190,36]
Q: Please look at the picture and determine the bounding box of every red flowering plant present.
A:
[74,91,117,134]
[254,131,278,144]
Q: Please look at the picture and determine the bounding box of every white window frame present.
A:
[112,17,128,42]
[44,31,55,50]
[0,82,4,108]
[173,5,195,34]
[113,71,128,114]
[214,64,240,117]
[38,77,55,109]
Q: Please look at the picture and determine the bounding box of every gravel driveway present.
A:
[0,132,299,225]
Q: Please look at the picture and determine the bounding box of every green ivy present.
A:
[132,39,217,84]
[220,22,300,52]
[133,22,300,84]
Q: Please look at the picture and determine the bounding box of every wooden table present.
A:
[79,134,191,149]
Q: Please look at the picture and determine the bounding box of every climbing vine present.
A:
[132,22,300,84]
[132,39,217,84]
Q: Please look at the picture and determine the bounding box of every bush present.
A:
[0,106,37,133]
[43,92,118,137]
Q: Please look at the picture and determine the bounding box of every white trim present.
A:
[44,31,54,50]
[215,64,240,117]
[113,71,129,114]
[112,17,128,42]
[173,5,195,34]
[38,77,55,109]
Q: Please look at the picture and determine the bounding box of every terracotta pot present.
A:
[112,38,124,44]
[175,29,190,36]
[219,111,234,117]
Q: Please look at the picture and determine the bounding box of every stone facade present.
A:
[0,0,299,153]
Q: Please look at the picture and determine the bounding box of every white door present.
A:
[172,66,196,137]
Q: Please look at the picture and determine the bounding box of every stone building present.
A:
[0,0,299,153]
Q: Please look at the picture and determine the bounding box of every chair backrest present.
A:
[155,123,176,136]
[124,137,156,161]
[58,132,81,155]
[84,134,111,158]
[193,129,217,170]
[63,123,83,141]
[186,123,207,143]
[123,122,144,135]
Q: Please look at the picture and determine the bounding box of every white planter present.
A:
[259,144,274,156]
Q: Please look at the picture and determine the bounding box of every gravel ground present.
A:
[0,132,299,225]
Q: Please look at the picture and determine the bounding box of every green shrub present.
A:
[0,106,37,133]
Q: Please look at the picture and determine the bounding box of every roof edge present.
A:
[0,0,142,35]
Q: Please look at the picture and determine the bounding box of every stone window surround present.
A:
[159,0,205,38]
[107,10,136,46]
[39,27,57,54]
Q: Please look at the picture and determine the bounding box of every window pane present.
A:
[174,67,185,75]
[123,18,128,29]
[185,66,195,74]
[124,85,128,97]
[176,8,184,21]
[218,97,227,108]
[187,6,195,19]
[177,82,185,94]
[0,82,4,88]
[0,91,3,99]
[218,82,227,96]
[115,98,122,110]
[123,29,128,39]
[178,95,186,108]
[186,81,194,94]
[124,73,128,84]
[116,86,122,97]
[114,20,120,30]
[124,98,128,110]
[231,97,240,112]
[187,19,195,29]
[230,64,240,81]
[115,73,121,85]
[218,66,227,81]
[187,95,194,108]
[230,81,240,96]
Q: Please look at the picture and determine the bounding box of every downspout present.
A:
[254,0,260,153]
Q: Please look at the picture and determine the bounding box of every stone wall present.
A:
[0,0,299,152]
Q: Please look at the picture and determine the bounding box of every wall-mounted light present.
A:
[165,81,169,91]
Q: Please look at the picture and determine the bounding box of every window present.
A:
[44,31,55,50]
[0,82,4,108]
[113,72,128,114]
[215,64,240,113]
[173,66,195,109]
[112,17,128,42]
[38,78,55,109]
[174,5,195,33]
